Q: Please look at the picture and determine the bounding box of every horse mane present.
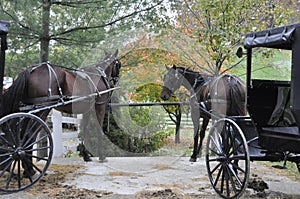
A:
[174,66,213,78]
[1,69,30,117]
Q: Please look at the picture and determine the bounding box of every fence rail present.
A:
[51,110,82,157]
[51,101,193,157]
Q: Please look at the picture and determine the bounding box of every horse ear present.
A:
[172,65,177,69]
[104,50,109,56]
[114,49,119,56]
[165,64,171,71]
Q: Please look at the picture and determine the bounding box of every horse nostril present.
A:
[161,94,169,101]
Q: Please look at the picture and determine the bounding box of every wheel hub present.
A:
[12,147,25,160]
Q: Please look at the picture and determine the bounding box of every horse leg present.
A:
[190,113,200,162]
[24,110,50,177]
[196,118,209,158]
[95,103,107,162]
[77,111,92,162]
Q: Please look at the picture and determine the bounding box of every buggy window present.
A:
[251,49,291,81]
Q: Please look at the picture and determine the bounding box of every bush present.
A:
[79,105,172,157]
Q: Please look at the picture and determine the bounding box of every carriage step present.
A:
[262,126,300,138]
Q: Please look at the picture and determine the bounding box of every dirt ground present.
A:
[1,135,300,199]
[0,157,298,199]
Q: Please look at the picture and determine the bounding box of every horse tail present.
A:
[228,75,247,116]
[1,70,30,117]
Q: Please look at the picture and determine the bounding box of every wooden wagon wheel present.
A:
[205,118,250,199]
[0,113,53,192]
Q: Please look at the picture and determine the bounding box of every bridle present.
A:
[110,59,121,86]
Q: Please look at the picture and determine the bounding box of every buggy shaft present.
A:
[28,87,120,114]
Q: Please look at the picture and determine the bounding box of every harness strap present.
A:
[27,62,114,107]
[96,67,111,91]
[47,62,63,98]
[30,62,64,98]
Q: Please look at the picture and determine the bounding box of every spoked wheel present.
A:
[0,113,53,192]
[206,118,250,199]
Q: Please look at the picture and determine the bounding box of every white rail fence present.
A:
[51,110,82,157]
[50,110,193,157]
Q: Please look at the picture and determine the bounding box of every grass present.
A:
[154,123,300,183]
[151,127,195,157]
[258,161,300,183]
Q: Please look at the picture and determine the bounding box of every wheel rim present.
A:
[0,113,53,192]
[206,118,250,199]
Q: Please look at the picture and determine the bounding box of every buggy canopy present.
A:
[0,20,9,93]
[0,20,9,35]
[244,22,300,128]
[244,23,300,50]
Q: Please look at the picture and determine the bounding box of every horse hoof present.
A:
[189,157,197,162]
[83,156,92,162]
[99,158,108,163]
[23,170,36,178]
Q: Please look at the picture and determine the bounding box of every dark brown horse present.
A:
[161,65,246,162]
[0,50,121,163]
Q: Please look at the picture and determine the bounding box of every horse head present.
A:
[161,65,185,100]
[100,50,121,86]
[110,51,122,86]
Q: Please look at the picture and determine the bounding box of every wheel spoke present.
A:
[230,159,247,174]
[212,164,223,187]
[210,162,222,175]
[6,160,17,190]
[23,124,44,148]
[227,162,243,187]
[209,134,223,155]
[20,117,37,143]
[27,154,50,162]
[206,118,249,199]
[0,146,14,153]
[0,155,14,167]
[24,134,49,150]
[0,123,16,147]
[22,157,42,175]
[228,142,244,157]
[0,157,13,177]
[0,113,53,192]
[17,160,21,189]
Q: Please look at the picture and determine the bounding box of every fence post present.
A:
[52,109,63,157]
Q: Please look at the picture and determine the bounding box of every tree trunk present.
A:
[175,107,181,144]
[40,0,51,62]
[37,0,51,158]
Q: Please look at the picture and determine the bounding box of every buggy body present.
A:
[205,23,300,199]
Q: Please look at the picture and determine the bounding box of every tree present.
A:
[0,0,168,74]
[168,0,297,75]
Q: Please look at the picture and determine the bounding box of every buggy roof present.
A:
[0,20,10,35]
[244,23,300,50]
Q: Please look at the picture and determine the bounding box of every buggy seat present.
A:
[248,79,300,153]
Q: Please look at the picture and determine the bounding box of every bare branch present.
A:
[51,0,164,38]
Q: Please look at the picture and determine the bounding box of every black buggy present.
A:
[205,23,300,198]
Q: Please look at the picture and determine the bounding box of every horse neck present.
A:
[104,65,112,79]
[181,72,198,91]
[96,64,112,80]
[186,72,211,92]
